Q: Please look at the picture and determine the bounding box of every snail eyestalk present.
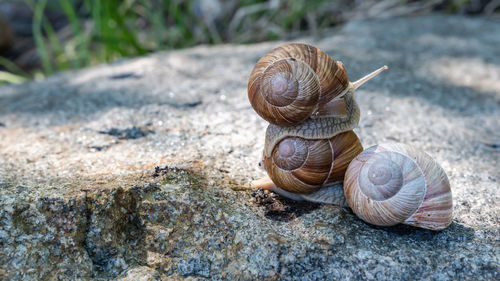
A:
[352,65,388,90]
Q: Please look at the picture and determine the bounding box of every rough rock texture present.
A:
[0,15,499,280]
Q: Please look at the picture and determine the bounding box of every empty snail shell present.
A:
[344,143,453,231]
[252,130,363,206]
[248,43,387,126]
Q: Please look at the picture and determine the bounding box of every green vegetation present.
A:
[0,0,351,84]
[0,0,480,84]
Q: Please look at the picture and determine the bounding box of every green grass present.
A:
[0,0,479,85]
[0,71,27,84]
[32,0,53,74]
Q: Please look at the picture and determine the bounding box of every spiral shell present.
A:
[248,43,349,126]
[264,130,363,194]
[344,143,453,230]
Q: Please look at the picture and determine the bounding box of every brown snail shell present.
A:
[344,143,453,231]
[248,43,387,126]
[254,130,363,205]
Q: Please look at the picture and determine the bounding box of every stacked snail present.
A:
[248,43,453,231]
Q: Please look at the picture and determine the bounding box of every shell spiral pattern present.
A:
[248,43,349,126]
[264,130,363,194]
[344,143,453,230]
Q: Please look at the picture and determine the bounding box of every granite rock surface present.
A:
[0,15,499,280]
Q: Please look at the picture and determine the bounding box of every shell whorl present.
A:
[264,130,363,194]
[248,43,349,126]
[344,143,453,230]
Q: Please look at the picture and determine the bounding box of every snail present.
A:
[252,130,363,206]
[249,43,388,205]
[248,43,387,127]
[343,143,453,230]
[247,43,452,231]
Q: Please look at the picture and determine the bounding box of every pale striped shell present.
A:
[344,143,453,231]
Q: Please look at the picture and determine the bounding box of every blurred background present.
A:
[0,0,498,85]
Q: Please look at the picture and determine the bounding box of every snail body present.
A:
[344,143,453,230]
[263,90,360,158]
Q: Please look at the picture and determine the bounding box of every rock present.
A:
[114,266,165,281]
[0,15,499,280]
